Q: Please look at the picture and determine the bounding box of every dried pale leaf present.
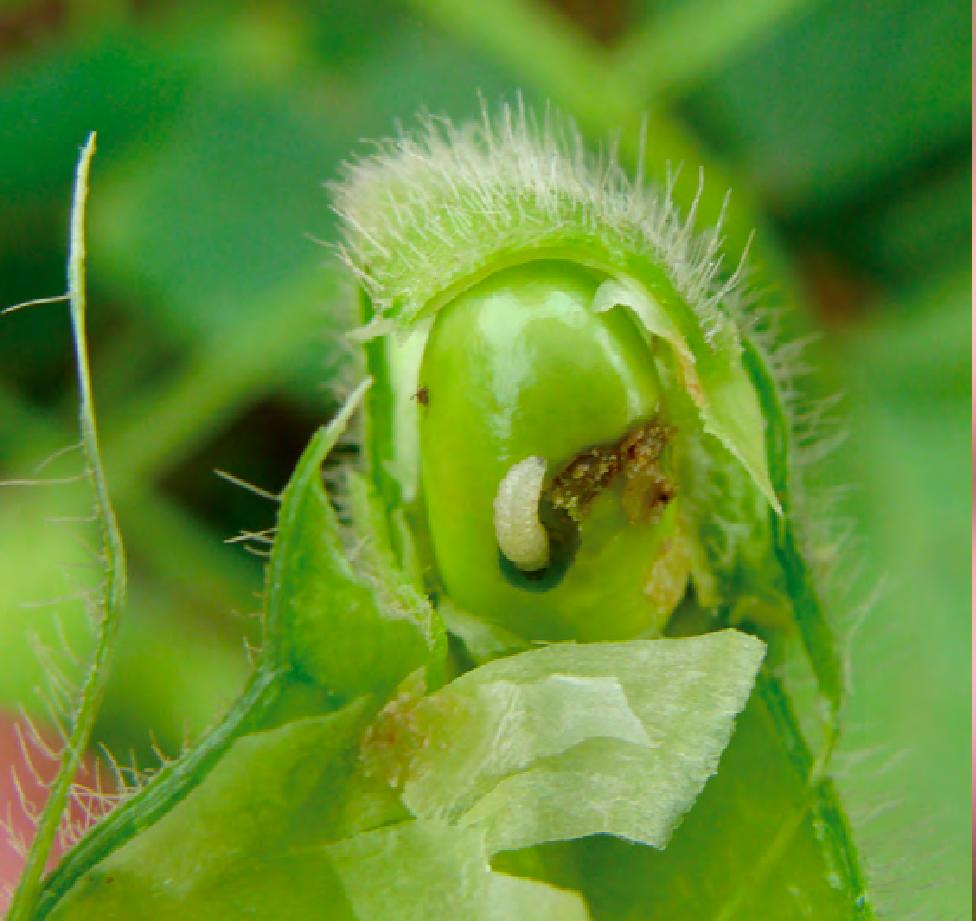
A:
[389,630,764,852]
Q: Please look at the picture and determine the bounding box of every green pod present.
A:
[338,108,789,648]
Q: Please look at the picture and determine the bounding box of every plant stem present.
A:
[30,668,284,920]
[6,132,128,921]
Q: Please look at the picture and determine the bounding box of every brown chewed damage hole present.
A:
[619,420,676,524]
[547,418,674,525]
[497,417,675,592]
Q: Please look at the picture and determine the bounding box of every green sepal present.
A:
[359,286,406,520]
[592,276,777,511]
[741,339,844,716]
[264,379,445,699]
[437,600,529,665]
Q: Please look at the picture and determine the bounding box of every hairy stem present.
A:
[31,668,285,920]
[7,133,128,921]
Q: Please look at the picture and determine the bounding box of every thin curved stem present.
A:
[7,132,129,921]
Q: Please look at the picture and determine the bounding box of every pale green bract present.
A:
[371,631,766,854]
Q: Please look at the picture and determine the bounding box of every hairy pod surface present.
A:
[336,107,788,647]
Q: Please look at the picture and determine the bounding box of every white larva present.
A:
[493,456,549,572]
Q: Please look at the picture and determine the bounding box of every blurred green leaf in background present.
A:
[0,0,969,917]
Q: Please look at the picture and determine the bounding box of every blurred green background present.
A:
[0,0,969,916]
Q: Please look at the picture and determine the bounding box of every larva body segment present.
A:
[493,456,549,573]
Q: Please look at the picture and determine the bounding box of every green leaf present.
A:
[683,0,971,212]
[364,630,765,853]
[498,673,871,920]
[264,379,444,700]
[44,699,396,920]
[829,272,971,918]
